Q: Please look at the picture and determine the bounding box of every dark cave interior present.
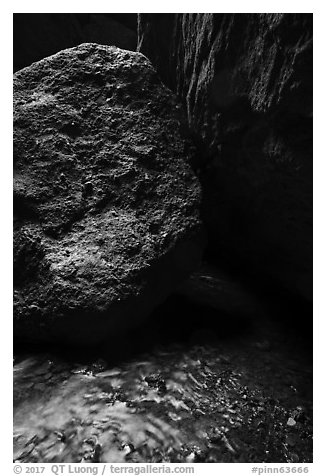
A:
[13,13,313,464]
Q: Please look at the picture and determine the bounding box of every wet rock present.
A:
[292,406,306,423]
[285,434,297,447]
[138,13,312,300]
[287,417,297,427]
[145,373,167,393]
[13,43,203,345]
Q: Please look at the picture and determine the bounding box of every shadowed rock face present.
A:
[138,13,312,300]
[13,43,203,345]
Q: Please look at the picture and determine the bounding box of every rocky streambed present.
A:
[13,269,312,464]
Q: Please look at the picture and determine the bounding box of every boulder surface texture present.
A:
[138,13,312,300]
[14,43,203,345]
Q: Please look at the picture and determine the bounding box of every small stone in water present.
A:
[287,417,296,427]
[292,406,306,422]
[290,452,300,462]
[54,431,65,442]
[286,434,297,447]
[186,452,195,463]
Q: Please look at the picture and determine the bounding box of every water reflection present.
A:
[13,269,313,463]
[14,337,312,463]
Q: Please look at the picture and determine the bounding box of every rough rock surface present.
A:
[138,13,312,300]
[14,14,137,72]
[13,43,203,345]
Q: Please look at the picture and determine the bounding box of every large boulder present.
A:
[13,43,203,345]
[138,13,312,300]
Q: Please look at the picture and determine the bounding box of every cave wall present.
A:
[138,13,313,300]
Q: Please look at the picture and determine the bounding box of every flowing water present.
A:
[13,271,313,463]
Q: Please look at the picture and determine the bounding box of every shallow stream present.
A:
[13,269,313,463]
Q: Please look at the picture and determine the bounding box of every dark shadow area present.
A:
[14,280,312,367]
[13,13,138,71]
